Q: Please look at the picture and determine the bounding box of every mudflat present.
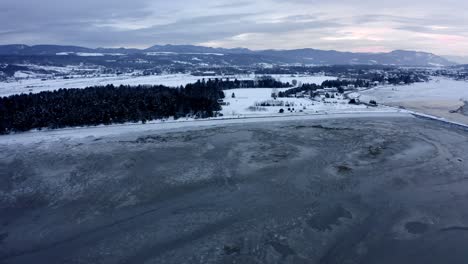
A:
[1,115,468,264]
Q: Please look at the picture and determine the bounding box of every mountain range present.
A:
[0,44,456,66]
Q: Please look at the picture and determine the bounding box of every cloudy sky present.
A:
[1,0,467,55]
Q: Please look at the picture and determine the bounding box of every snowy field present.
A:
[360,78,468,103]
[0,71,400,138]
[360,77,468,124]
[0,73,335,97]
[221,88,370,117]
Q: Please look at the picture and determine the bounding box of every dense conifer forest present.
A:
[0,77,290,134]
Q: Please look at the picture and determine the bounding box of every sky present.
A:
[1,0,467,56]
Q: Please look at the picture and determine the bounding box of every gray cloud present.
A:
[0,0,466,55]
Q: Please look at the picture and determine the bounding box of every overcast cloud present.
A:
[0,0,467,55]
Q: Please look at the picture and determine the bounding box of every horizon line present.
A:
[0,43,459,57]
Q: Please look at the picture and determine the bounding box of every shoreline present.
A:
[0,109,409,144]
[2,107,468,145]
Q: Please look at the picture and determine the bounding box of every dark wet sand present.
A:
[1,115,468,264]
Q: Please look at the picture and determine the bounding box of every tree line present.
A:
[277,83,322,97]
[321,79,372,89]
[0,83,225,134]
[192,77,291,89]
[0,77,291,134]
[278,74,425,98]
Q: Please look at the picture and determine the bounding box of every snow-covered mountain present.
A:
[145,44,252,55]
[0,44,456,66]
[257,49,455,66]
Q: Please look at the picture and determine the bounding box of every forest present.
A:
[0,77,290,134]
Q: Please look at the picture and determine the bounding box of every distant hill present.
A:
[444,55,468,64]
[0,44,94,55]
[145,44,252,54]
[0,44,456,66]
[257,49,455,66]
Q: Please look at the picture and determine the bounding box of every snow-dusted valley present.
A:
[0,72,335,97]
[2,59,468,264]
[1,45,466,134]
[0,69,401,135]
[1,49,468,264]
[1,43,468,264]
[3,0,468,261]
[2,62,468,133]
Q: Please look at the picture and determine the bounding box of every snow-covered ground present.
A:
[0,72,403,140]
[359,77,468,124]
[360,78,468,103]
[0,74,215,97]
[0,73,335,97]
[0,71,393,138]
[221,88,369,117]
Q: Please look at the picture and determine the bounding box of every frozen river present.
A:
[360,78,468,125]
[1,114,468,264]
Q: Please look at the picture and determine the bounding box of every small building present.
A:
[315,88,326,95]
[217,99,230,106]
[295,91,306,98]
[324,87,338,93]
